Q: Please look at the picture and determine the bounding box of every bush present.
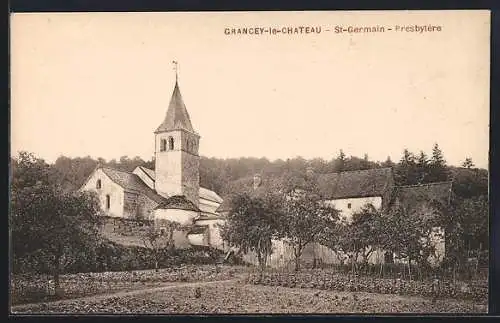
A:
[246,270,487,302]
[12,240,236,275]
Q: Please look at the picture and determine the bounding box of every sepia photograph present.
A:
[9,10,490,314]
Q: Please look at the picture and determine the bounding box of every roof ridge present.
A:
[140,166,154,172]
[397,181,453,189]
[137,166,155,182]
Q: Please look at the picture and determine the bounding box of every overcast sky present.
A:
[11,11,490,168]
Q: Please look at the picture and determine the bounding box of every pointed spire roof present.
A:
[155,80,195,133]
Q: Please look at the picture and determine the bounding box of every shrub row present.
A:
[246,270,487,302]
[12,240,242,275]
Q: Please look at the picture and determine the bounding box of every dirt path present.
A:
[11,278,240,311]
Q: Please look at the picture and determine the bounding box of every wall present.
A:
[195,218,226,250]
[199,197,220,215]
[81,168,124,218]
[420,226,445,266]
[181,151,200,207]
[429,227,445,265]
[153,208,198,249]
[136,194,158,221]
[123,191,139,218]
[324,196,382,222]
[154,130,200,206]
[188,232,208,246]
[154,208,198,226]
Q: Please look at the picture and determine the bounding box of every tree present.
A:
[394,149,418,185]
[335,149,347,172]
[11,152,103,296]
[278,190,339,271]
[384,201,444,278]
[462,158,475,169]
[220,192,284,270]
[381,156,395,168]
[141,221,180,271]
[446,195,488,275]
[349,205,385,267]
[416,151,430,184]
[321,204,386,274]
[429,143,449,182]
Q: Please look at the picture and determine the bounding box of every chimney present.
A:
[253,174,262,190]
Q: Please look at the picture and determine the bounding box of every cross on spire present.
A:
[172,60,178,82]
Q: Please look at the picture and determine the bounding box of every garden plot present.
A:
[12,281,486,314]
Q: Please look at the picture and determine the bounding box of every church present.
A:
[81,72,226,250]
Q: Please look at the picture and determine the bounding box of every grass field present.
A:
[12,280,486,314]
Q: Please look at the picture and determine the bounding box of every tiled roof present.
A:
[393,181,453,209]
[155,195,201,212]
[199,187,223,203]
[155,81,195,133]
[316,167,394,200]
[138,167,222,203]
[138,166,155,181]
[100,167,166,204]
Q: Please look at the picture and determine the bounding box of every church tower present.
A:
[154,68,200,207]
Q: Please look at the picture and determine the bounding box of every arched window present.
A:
[96,179,102,189]
[106,195,111,209]
[160,139,167,152]
[168,136,174,150]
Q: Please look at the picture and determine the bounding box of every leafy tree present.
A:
[385,201,445,278]
[321,204,386,273]
[446,195,488,274]
[220,192,284,270]
[349,205,385,266]
[278,190,339,271]
[11,152,103,295]
[141,221,180,271]
[451,167,488,199]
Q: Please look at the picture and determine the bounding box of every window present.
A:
[96,179,102,189]
[106,195,111,209]
[347,203,352,209]
[168,136,174,150]
[160,139,167,152]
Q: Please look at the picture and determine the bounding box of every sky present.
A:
[10,11,490,169]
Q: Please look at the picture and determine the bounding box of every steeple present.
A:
[153,62,200,206]
[155,80,195,133]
